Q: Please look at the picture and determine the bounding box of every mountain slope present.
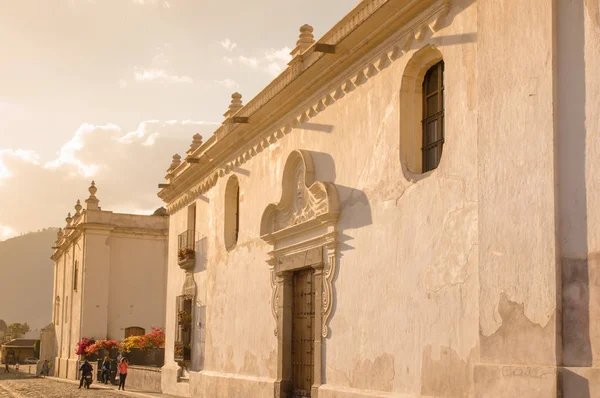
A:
[0,228,57,333]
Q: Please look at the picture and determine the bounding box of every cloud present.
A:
[131,0,171,7]
[238,56,259,69]
[265,47,292,63]
[133,68,193,84]
[0,225,16,241]
[266,63,283,77]
[228,47,292,77]
[0,120,220,236]
[0,149,40,182]
[219,39,237,52]
[213,78,238,88]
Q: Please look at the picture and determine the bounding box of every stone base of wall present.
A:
[474,364,557,397]
[66,359,79,380]
[126,365,162,393]
[159,365,600,398]
[161,365,191,397]
[189,371,274,398]
[56,357,68,378]
[318,385,414,398]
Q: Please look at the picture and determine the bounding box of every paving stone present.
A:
[0,372,132,398]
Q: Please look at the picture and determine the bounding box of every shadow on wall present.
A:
[195,236,208,272]
[558,0,591,381]
[299,123,335,134]
[561,369,591,398]
[310,150,374,386]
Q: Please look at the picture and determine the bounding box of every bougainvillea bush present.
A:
[84,339,119,356]
[75,338,95,356]
[120,328,165,353]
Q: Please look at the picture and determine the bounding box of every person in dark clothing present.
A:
[78,360,93,389]
[101,357,111,384]
[41,360,50,377]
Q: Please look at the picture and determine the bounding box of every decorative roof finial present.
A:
[188,133,203,154]
[85,181,99,210]
[223,92,243,118]
[65,213,72,226]
[168,154,182,172]
[57,228,64,239]
[74,200,82,216]
[290,24,315,58]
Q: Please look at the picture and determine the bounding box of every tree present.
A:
[34,340,41,359]
[7,323,30,339]
[0,320,7,333]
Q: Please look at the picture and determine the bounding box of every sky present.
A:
[0,0,360,240]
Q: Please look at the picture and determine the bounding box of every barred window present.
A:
[421,61,445,173]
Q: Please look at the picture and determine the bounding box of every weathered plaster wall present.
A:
[53,211,168,379]
[163,1,479,396]
[476,0,559,395]
[107,234,167,340]
[162,207,192,397]
[560,0,600,396]
[584,0,600,370]
[53,251,65,376]
[81,231,111,341]
[68,237,84,362]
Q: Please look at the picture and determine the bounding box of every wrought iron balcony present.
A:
[177,230,197,270]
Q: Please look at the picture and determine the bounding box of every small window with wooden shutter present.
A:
[124,327,145,338]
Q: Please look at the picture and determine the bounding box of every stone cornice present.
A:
[159,0,451,214]
[51,219,168,260]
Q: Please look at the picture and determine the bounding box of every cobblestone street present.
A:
[0,375,125,398]
[0,368,169,398]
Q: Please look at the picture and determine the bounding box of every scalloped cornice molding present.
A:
[161,0,450,215]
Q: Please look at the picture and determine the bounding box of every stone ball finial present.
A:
[290,24,315,58]
[74,199,82,215]
[224,92,244,118]
[298,24,314,45]
[188,133,203,153]
[168,153,182,172]
[88,181,97,198]
[85,181,100,210]
[65,212,72,226]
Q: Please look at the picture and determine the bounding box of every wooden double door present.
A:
[291,268,315,397]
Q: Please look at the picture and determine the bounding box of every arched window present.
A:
[224,176,240,251]
[421,61,444,172]
[124,327,145,338]
[399,45,445,176]
[73,261,79,292]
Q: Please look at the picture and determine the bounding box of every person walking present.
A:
[117,357,128,391]
[14,362,19,373]
[101,357,111,384]
[41,360,50,377]
[4,360,8,373]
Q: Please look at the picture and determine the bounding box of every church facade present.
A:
[158,0,600,397]
[50,182,168,380]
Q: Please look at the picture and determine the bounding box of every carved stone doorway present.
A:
[292,268,315,397]
[260,150,340,398]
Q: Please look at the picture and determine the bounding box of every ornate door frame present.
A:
[260,150,340,398]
